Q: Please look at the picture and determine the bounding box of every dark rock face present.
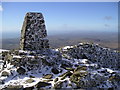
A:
[51,68,59,74]
[17,67,26,75]
[36,81,51,88]
[20,12,49,51]
[4,85,23,90]
[61,43,120,70]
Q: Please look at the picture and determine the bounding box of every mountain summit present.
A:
[0,12,120,90]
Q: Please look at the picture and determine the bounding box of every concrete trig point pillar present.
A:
[20,12,49,51]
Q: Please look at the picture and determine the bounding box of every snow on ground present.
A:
[63,46,73,50]
[0,43,120,89]
[13,55,22,58]
[0,56,119,89]
[0,49,9,53]
[106,68,115,73]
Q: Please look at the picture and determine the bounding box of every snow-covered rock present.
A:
[60,43,120,70]
[0,44,120,89]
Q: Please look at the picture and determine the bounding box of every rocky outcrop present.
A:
[17,67,26,75]
[1,48,120,89]
[51,68,59,74]
[60,43,120,70]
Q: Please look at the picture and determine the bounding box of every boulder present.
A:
[108,74,120,82]
[74,66,87,72]
[93,74,107,82]
[26,78,34,83]
[51,68,59,74]
[4,85,23,90]
[70,71,88,84]
[17,67,26,74]
[29,75,35,78]
[59,71,72,80]
[53,81,63,89]
[54,80,68,89]
[81,54,88,59]
[73,71,88,77]
[54,78,58,82]
[2,51,9,60]
[65,67,74,71]
[43,74,53,79]
[36,81,51,88]
[0,80,4,84]
[70,74,80,84]
[4,54,13,62]
[61,62,72,69]
[43,79,53,82]
[1,71,10,76]
[41,58,52,66]
[29,60,38,64]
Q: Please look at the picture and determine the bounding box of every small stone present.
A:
[29,75,35,78]
[65,67,74,71]
[43,79,53,82]
[26,78,34,83]
[54,78,58,82]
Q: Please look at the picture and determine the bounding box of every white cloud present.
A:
[104,16,113,21]
[104,24,110,27]
[0,5,3,11]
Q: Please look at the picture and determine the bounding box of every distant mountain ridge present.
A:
[1,33,118,50]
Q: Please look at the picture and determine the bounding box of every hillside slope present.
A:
[0,43,120,89]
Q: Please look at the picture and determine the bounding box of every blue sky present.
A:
[1,2,118,37]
